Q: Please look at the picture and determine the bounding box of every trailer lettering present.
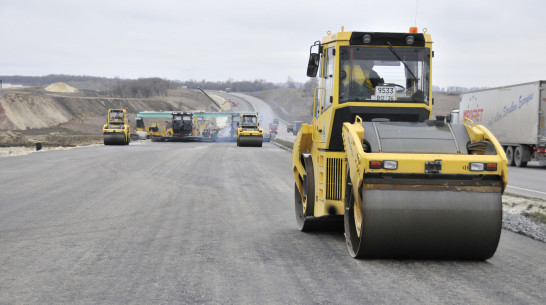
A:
[487,112,503,126]
[463,108,484,122]
[518,93,533,109]
[503,102,518,117]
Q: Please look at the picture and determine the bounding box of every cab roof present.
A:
[321,30,431,47]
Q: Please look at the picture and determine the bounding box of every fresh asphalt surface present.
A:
[505,162,546,200]
[1,141,545,304]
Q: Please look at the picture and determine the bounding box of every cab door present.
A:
[315,46,335,145]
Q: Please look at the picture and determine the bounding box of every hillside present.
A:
[0,86,220,146]
[1,83,461,147]
[251,88,314,123]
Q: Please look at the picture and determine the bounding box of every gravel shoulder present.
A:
[502,194,546,242]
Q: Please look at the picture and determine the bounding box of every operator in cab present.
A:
[340,60,384,99]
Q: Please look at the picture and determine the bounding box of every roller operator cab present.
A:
[292,28,508,259]
[236,113,263,147]
[103,108,131,145]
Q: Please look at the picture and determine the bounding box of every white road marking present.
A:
[506,185,546,195]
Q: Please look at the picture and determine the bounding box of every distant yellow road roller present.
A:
[103,108,131,145]
[292,27,507,259]
[237,113,263,147]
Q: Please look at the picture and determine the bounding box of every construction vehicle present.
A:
[172,112,193,137]
[457,81,546,167]
[103,108,130,145]
[292,27,507,259]
[147,124,167,138]
[149,111,198,142]
[193,117,216,137]
[135,117,166,139]
[166,111,196,140]
[137,111,234,142]
[237,113,263,147]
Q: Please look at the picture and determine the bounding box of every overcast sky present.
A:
[1,0,545,88]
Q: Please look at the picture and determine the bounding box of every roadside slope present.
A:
[0,87,218,131]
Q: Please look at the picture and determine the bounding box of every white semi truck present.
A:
[457,81,546,167]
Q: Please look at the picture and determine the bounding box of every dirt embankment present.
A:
[251,88,314,123]
[0,87,219,146]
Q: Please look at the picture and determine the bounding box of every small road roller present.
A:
[103,108,131,145]
[237,113,263,147]
[292,27,508,259]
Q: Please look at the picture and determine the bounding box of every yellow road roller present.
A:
[292,27,507,259]
[237,113,263,147]
[103,108,131,145]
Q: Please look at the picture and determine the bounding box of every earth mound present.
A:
[45,82,78,93]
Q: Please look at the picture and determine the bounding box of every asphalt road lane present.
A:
[506,161,546,200]
[1,142,545,304]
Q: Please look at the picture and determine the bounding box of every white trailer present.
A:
[459,81,546,167]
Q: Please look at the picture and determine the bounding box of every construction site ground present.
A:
[1,87,545,241]
[1,140,544,305]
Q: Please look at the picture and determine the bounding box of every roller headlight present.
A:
[469,162,497,171]
[382,160,398,170]
[369,160,398,170]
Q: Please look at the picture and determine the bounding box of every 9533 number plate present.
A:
[375,86,396,101]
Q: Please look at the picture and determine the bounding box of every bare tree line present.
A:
[0,75,176,98]
[1,74,320,96]
[108,78,175,98]
[178,79,278,92]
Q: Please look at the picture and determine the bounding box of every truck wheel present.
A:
[295,159,316,231]
[304,158,315,217]
[506,146,515,166]
[344,173,364,258]
[514,146,528,167]
[295,184,313,231]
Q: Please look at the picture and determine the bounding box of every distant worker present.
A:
[244,117,255,125]
[341,60,384,98]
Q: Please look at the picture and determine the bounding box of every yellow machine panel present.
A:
[292,28,507,259]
